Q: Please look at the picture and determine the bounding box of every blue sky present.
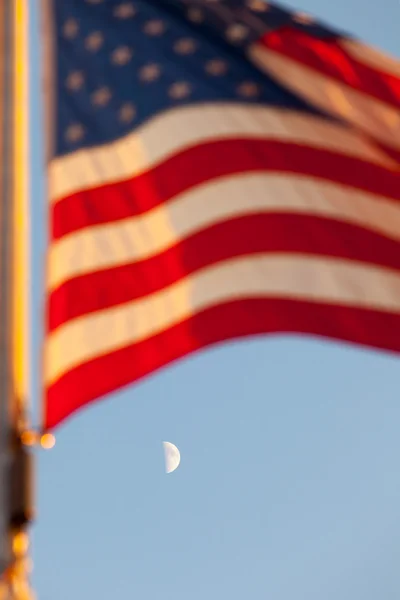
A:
[29,1,400,599]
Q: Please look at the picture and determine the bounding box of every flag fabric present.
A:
[43,0,400,430]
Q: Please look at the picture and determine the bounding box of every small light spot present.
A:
[139,63,161,82]
[111,46,133,65]
[65,124,85,143]
[205,59,228,76]
[21,431,38,447]
[85,32,104,52]
[12,532,29,557]
[119,103,137,123]
[169,81,191,99]
[173,38,197,55]
[40,433,56,450]
[66,71,84,91]
[92,86,112,106]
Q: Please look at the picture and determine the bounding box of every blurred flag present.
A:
[43,0,400,429]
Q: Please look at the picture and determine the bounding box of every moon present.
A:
[163,441,180,474]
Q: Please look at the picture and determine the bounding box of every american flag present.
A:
[43,0,400,429]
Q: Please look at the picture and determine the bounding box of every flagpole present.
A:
[0,0,35,598]
[12,0,30,429]
[0,0,13,595]
[11,0,35,596]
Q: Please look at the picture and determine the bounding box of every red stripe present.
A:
[51,139,400,240]
[375,141,400,166]
[261,28,400,109]
[48,213,400,332]
[45,298,400,429]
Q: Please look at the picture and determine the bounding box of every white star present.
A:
[173,38,197,55]
[246,0,270,11]
[187,8,204,23]
[65,124,84,143]
[63,18,79,39]
[114,2,136,18]
[119,103,136,123]
[169,82,191,99]
[143,20,166,35]
[85,32,104,52]
[66,71,84,91]
[111,46,133,65]
[226,23,249,43]
[139,63,161,82]
[237,82,260,98]
[205,59,228,76]
[92,86,112,106]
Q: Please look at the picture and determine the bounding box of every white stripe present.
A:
[248,44,400,152]
[49,103,394,203]
[341,40,400,79]
[48,173,400,291]
[45,254,400,385]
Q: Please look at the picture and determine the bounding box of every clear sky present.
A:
[29,1,400,599]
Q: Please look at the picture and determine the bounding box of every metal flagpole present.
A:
[0,0,13,594]
[0,0,35,599]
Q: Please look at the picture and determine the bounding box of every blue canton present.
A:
[53,0,343,157]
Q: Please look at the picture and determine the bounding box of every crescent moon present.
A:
[163,441,181,474]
